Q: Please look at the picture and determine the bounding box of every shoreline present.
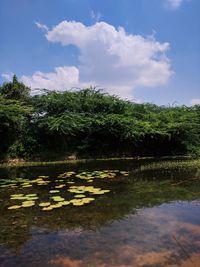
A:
[0,155,192,168]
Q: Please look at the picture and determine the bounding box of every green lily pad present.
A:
[92,191,105,195]
[50,203,63,208]
[74,194,86,198]
[8,205,22,210]
[82,197,95,201]
[49,190,60,193]
[60,201,70,205]
[72,202,85,206]
[22,201,35,207]
[39,202,51,207]
[51,196,65,202]
[10,196,27,200]
[55,184,65,189]
[11,194,24,197]
[70,199,82,204]
[68,189,85,193]
[42,206,53,211]
[101,190,110,193]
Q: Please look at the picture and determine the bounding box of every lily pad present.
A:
[101,190,110,193]
[60,201,70,205]
[26,194,37,197]
[51,196,65,202]
[10,196,27,200]
[72,202,85,206]
[39,202,51,207]
[55,184,65,189]
[82,197,95,202]
[42,207,53,211]
[74,194,86,198]
[70,199,81,204]
[92,191,105,195]
[8,205,22,210]
[50,203,63,208]
[49,190,60,193]
[11,194,24,197]
[22,201,35,207]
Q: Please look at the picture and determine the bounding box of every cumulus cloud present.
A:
[191,99,200,105]
[22,21,172,99]
[165,0,183,9]
[1,72,13,81]
[21,66,90,91]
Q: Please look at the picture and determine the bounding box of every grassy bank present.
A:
[0,156,193,169]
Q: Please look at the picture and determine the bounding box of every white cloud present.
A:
[21,66,91,91]
[1,72,13,81]
[21,21,172,99]
[191,99,200,105]
[165,0,183,9]
[35,22,48,31]
[91,10,102,22]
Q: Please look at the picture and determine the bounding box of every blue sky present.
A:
[0,0,199,105]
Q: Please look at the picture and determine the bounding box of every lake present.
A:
[0,158,200,267]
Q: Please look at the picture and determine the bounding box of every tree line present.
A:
[0,75,200,160]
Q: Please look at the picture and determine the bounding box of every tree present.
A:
[0,95,32,158]
[0,75,30,101]
[0,78,200,159]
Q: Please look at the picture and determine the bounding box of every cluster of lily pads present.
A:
[1,169,129,211]
[58,170,129,182]
[68,185,110,195]
[8,193,38,209]
[0,176,50,189]
[7,185,110,211]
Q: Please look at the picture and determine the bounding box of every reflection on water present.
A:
[0,159,200,267]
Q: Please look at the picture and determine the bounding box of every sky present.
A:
[0,0,199,105]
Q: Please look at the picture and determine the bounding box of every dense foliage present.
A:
[0,76,200,160]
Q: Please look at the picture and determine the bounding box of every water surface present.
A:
[0,159,200,267]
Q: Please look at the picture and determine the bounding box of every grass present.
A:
[135,159,200,172]
[0,160,84,168]
[0,155,193,169]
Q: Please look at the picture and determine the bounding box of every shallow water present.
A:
[0,159,200,267]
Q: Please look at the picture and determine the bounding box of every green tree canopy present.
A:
[0,75,30,101]
[0,95,32,157]
[0,79,200,160]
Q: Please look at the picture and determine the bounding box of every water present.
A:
[0,159,200,267]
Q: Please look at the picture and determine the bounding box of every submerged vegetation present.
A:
[0,75,200,160]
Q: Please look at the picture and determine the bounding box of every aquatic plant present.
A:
[1,168,131,212]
